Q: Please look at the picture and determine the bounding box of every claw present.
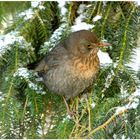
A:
[62,96,76,117]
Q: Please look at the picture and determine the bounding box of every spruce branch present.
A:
[118,5,136,67]
[84,108,128,138]
[101,2,112,38]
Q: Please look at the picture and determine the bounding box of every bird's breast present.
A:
[41,55,100,98]
[71,55,100,79]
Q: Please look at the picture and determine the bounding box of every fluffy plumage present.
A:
[35,30,109,99]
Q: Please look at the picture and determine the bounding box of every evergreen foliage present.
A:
[0,1,140,138]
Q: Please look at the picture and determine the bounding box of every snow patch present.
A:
[40,24,68,54]
[39,5,45,10]
[91,102,96,109]
[127,47,140,71]
[115,106,126,115]
[116,88,140,115]
[0,31,29,57]
[31,1,40,8]
[0,31,23,47]
[62,115,71,123]
[13,67,46,95]
[120,85,129,98]
[135,0,140,6]
[19,9,34,20]
[0,91,5,102]
[93,15,102,22]
[77,4,87,14]
[71,3,93,31]
[71,22,93,32]
[98,50,112,65]
[13,68,30,78]
[133,88,140,97]
[28,81,46,95]
[58,1,67,16]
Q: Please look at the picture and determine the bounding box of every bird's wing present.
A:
[35,43,69,72]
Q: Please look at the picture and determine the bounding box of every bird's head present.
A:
[66,30,110,58]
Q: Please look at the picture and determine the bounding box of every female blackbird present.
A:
[35,30,110,99]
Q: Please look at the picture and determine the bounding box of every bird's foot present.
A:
[62,96,77,117]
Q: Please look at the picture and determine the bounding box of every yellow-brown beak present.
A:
[96,42,111,47]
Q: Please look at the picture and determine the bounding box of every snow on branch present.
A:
[83,108,128,138]
[116,88,140,115]
[71,4,93,31]
[40,24,69,54]
[0,31,32,58]
[58,1,67,16]
[40,1,69,54]
[82,88,140,138]
[19,2,45,21]
[13,67,46,95]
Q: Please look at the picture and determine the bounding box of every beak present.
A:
[96,42,111,47]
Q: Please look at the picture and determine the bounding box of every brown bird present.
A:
[35,30,110,113]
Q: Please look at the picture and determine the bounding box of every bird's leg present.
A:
[62,96,75,116]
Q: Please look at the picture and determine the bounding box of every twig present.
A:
[83,108,128,138]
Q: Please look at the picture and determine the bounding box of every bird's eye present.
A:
[87,44,91,47]
[87,44,92,51]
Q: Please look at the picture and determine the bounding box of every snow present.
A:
[19,2,45,20]
[91,102,96,109]
[120,85,129,98]
[71,3,93,31]
[40,1,69,54]
[31,1,45,10]
[41,23,68,54]
[28,81,46,95]
[13,68,30,78]
[75,14,85,24]
[116,88,140,115]
[0,91,4,101]
[77,4,87,14]
[28,82,38,90]
[71,22,93,32]
[135,0,140,6]
[128,99,139,109]
[19,9,34,20]
[133,88,140,97]
[0,31,22,46]
[104,70,114,89]
[31,1,40,8]
[0,31,28,57]
[38,5,45,10]
[71,4,102,31]
[115,106,127,115]
[121,135,126,139]
[126,97,139,109]
[127,47,140,71]
[62,115,71,123]
[98,50,113,65]
[58,1,67,16]
[13,67,46,94]
[93,15,102,22]
[113,134,117,139]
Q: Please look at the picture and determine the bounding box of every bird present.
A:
[35,30,110,114]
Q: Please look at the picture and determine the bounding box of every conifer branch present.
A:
[118,5,136,67]
[84,108,128,138]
